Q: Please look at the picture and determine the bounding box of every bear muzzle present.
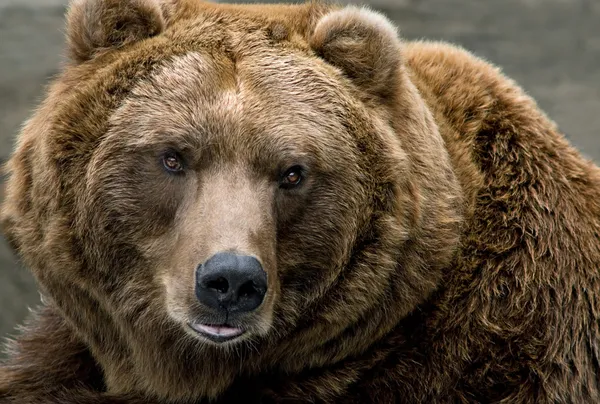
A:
[191,252,268,342]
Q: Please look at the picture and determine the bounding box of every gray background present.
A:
[0,0,599,346]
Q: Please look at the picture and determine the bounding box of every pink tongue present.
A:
[197,324,242,338]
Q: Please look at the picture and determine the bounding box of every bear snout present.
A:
[195,252,268,315]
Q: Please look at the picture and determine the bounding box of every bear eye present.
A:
[162,151,184,173]
[280,166,304,189]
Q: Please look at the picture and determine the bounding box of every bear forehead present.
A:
[107,48,365,166]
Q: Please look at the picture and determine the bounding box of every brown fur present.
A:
[1,1,599,403]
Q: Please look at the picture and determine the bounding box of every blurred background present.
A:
[0,0,599,350]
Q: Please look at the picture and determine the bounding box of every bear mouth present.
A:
[188,322,246,343]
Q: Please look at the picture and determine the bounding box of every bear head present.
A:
[1,0,462,399]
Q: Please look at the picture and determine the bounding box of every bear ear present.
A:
[309,7,403,102]
[66,0,167,63]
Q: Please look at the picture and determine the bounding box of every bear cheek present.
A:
[81,158,187,270]
[102,180,181,239]
[275,175,368,287]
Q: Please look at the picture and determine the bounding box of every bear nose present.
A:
[195,252,267,314]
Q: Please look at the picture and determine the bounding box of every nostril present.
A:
[239,280,260,298]
[205,277,229,294]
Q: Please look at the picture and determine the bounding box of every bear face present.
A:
[82,47,402,345]
[1,0,462,399]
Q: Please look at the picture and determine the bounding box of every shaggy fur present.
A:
[1,0,599,403]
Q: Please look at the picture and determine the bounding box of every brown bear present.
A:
[1,0,599,403]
